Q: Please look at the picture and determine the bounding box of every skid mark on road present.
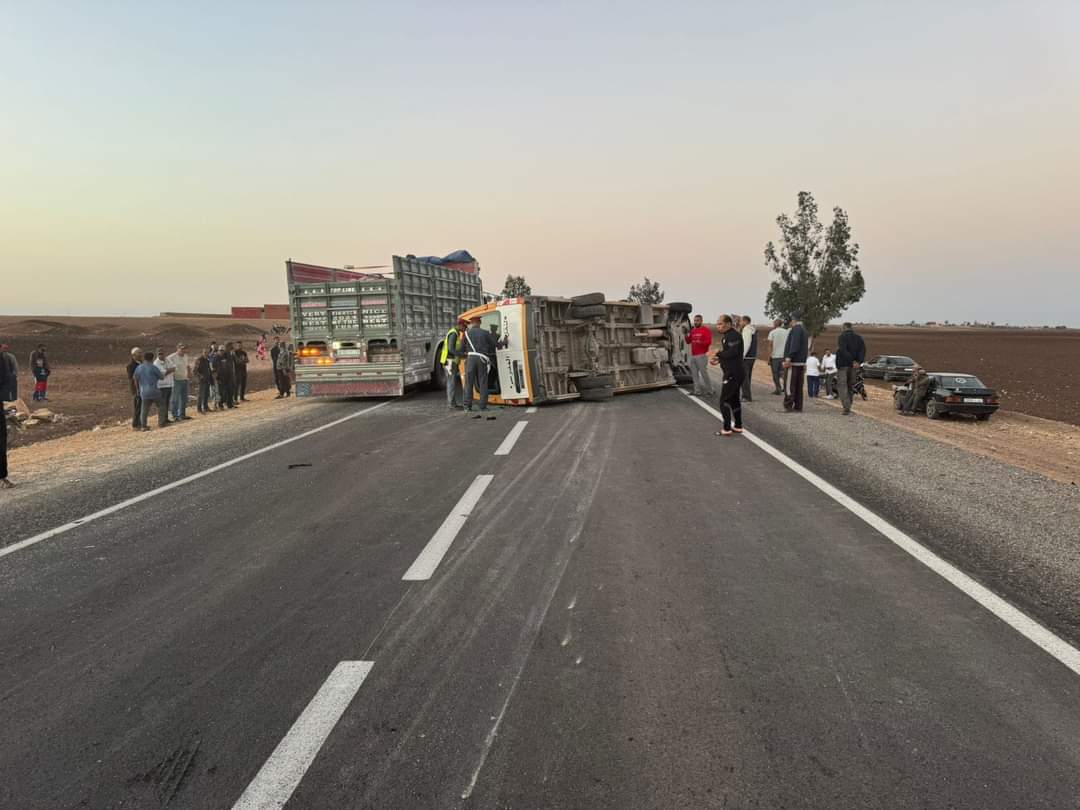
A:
[352,406,614,803]
[680,388,1080,678]
[460,424,612,800]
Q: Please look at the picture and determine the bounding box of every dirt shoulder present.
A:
[3,387,311,503]
[751,359,1080,486]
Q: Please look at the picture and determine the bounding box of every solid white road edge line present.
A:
[679,388,1080,677]
[231,660,374,810]
[0,401,393,561]
[493,421,528,456]
[402,474,495,581]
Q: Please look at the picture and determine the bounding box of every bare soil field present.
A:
[757,324,1080,427]
[1,315,287,448]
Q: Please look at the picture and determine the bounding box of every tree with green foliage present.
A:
[500,274,532,297]
[763,191,865,338]
[627,277,664,305]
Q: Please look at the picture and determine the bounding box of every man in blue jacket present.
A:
[835,322,866,415]
[782,314,808,412]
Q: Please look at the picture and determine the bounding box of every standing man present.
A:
[217,342,237,409]
[1,342,18,403]
[270,337,284,398]
[133,351,168,430]
[126,347,143,430]
[167,343,192,420]
[442,319,467,409]
[194,347,213,414]
[740,316,757,402]
[462,315,496,417]
[235,341,250,401]
[154,348,173,423]
[782,314,809,412]
[835,322,866,416]
[29,343,50,402]
[276,344,294,398]
[1,346,13,489]
[685,314,713,397]
[766,319,789,396]
[709,314,745,435]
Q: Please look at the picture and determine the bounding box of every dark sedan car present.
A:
[893,372,1000,420]
[862,355,918,381]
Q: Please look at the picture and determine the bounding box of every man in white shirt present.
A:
[766,319,789,395]
[822,350,838,399]
[153,348,174,424]
[166,343,193,420]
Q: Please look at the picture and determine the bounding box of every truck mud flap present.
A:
[297,380,403,397]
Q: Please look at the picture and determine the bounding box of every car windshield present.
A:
[935,375,986,389]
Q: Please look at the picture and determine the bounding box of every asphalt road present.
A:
[2,388,1079,809]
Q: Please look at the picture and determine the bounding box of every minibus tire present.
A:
[571,292,605,306]
[579,387,614,402]
[575,374,615,390]
[570,304,606,319]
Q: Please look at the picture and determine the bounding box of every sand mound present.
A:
[8,319,89,336]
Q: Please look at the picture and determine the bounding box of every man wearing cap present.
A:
[166,343,193,420]
[441,319,467,409]
[125,347,143,430]
[462,315,497,417]
[154,348,173,424]
[782,314,809,412]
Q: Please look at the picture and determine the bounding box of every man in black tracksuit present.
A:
[216,343,237,409]
[782,315,809,412]
[710,314,745,435]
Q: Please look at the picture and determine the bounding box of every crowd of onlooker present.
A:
[126,336,296,431]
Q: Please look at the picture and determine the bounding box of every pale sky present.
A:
[2,1,1078,325]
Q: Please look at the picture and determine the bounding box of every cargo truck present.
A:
[286,255,483,398]
[455,293,694,405]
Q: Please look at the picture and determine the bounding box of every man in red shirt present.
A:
[685,314,714,397]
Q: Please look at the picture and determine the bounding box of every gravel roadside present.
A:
[711,367,1080,647]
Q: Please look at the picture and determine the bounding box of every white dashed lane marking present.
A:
[402,475,495,581]
[494,421,528,456]
[232,661,374,810]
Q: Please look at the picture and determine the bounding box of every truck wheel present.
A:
[571,292,605,307]
[431,355,447,390]
[570,304,606,319]
[575,374,615,390]
[579,387,614,402]
[667,302,693,316]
